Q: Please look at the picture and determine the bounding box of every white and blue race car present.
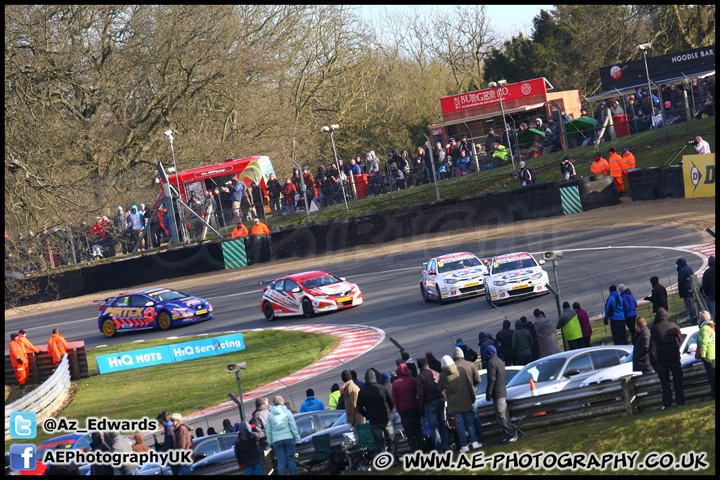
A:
[483,251,550,304]
[420,252,489,304]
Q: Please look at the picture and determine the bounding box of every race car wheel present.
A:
[102,319,117,338]
[421,283,429,302]
[263,302,275,321]
[485,287,493,304]
[302,298,315,318]
[436,286,444,305]
[157,311,172,330]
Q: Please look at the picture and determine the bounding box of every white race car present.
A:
[420,252,489,304]
[483,251,550,304]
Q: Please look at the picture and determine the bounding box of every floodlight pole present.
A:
[235,370,245,422]
[420,131,441,201]
[322,125,349,213]
[492,81,516,171]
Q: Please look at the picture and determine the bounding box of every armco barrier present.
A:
[5,354,71,441]
[476,361,710,444]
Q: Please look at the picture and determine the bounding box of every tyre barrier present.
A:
[627,165,685,201]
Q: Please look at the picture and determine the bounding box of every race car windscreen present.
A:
[437,256,482,273]
[492,256,537,274]
[152,290,189,302]
[301,274,342,290]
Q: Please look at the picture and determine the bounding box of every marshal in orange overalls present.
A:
[9,336,29,387]
[47,332,69,365]
[608,151,625,193]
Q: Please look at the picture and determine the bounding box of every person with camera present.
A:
[516,161,535,185]
[560,156,576,180]
[693,135,711,154]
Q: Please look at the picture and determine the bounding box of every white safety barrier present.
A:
[5,353,71,441]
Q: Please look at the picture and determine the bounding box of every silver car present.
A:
[476,345,632,407]
[580,326,700,387]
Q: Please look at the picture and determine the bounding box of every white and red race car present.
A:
[483,251,549,304]
[259,271,363,321]
[420,252,489,304]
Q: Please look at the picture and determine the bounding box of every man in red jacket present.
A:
[391,363,423,453]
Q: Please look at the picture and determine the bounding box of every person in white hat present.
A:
[171,413,195,474]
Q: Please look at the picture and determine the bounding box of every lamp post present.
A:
[636,43,653,114]
[164,130,180,192]
[488,80,516,171]
[321,124,349,213]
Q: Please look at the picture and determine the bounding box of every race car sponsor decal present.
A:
[184,299,202,306]
[148,289,172,296]
[144,308,155,322]
[437,252,474,262]
[498,268,536,280]
[315,283,352,296]
[103,307,145,318]
[268,291,299,311]
[494,253,532,264]
[442,266,486,278]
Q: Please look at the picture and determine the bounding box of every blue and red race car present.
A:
[96,287,214,337]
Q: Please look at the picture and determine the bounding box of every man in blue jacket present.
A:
[676,258,698,325]
[605,285,628,345]
[619,284,638,342]
[230,176,244,224]
[299,388,325,412]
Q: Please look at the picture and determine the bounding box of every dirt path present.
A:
[6,196,715,319]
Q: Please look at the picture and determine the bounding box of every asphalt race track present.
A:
[5,225,707,425]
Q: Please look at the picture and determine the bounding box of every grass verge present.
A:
[6,329,338,451]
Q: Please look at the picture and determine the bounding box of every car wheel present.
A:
[485,286,493,304]
[157,311,172,330]
[263,302,275,321]
[102,319,117,338]
[421,283,429,302]
[436,286,444,305]
[302,298,315,318]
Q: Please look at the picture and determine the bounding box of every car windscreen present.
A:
[506,358,566,387]
[492,257,537,274]
[152,290,189,302]
[437,256,481,273]
[301,275,341,290]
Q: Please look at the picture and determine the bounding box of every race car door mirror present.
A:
[145,301,155,306]
[340,277,346,281]
[538,259,546,265]
[428,270,435,275]
[565,368,581,377]
[687,344,696,354]
[291,287,301,293]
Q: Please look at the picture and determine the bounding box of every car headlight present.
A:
[445,279,457,284]
[493,280,506,286]
[532,272,543,279]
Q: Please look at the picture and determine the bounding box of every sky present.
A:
[359,4,555,39]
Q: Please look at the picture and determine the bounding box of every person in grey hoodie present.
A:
[533,309,562,357]
[267,396,301,475]
[438,356,481,454]
[106,431,139,475]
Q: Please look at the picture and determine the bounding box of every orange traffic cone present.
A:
[529,378,538,396]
